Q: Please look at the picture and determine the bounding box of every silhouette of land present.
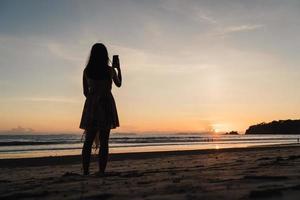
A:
[225,131,239,135]
[246,119,300,134]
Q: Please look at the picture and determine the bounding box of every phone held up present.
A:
[112,55,119,68]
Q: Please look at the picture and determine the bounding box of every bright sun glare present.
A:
[212,123,231,133]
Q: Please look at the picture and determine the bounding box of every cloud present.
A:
[47,42,86,63]
[198,14,218,24]
[219,24,264,35]
[1,96,80,103]
[22,97,80,103]
[8,126,35,133]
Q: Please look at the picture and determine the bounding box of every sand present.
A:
[1,145,300,199]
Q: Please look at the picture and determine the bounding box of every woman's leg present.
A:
[82,129,97,175]
[98,128,110,174]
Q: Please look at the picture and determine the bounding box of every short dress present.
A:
[79,68,119,131]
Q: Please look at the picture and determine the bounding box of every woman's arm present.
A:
[83,70,88,97]
[112,63,122,88]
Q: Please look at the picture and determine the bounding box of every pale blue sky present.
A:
[0,0,300,133]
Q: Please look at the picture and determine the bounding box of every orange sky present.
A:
[1,1,300,134]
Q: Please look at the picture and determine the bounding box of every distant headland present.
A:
[224,131,239,135]
[245,119,300,134]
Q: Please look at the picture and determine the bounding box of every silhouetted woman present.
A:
[80,43,122,175]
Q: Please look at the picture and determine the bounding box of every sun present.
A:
[212,123,230,133]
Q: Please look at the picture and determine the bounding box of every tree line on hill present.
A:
[246,119,300,134]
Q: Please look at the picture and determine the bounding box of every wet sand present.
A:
[1,145,300,199]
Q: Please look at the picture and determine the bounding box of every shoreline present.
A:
[2,143,300,199]
[1,143,299,168]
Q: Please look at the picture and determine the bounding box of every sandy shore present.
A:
[1,145,300,199]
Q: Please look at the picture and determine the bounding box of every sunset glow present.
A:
[1,1,300,134]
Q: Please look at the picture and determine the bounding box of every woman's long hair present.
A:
[85,43,110,80]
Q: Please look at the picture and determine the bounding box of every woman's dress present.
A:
[79,69,119,130]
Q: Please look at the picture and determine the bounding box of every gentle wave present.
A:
[1,133,300,158]
[0,135,299,146]
[0,140,292,153]
[0,141,77,146]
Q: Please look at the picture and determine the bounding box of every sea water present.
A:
[0,133,299,159]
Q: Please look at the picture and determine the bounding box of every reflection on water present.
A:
[0,133,300,159]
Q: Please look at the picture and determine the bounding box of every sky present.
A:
[0,0,300,134]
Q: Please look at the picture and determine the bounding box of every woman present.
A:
[80,43,122,175]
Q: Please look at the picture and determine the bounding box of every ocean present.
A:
[0,133,299,159]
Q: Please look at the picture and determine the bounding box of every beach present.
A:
[1,145,300,199]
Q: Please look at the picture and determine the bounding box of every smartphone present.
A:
[112,55,119,68]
